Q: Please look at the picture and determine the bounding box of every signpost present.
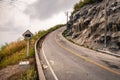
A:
[23,30,33,57]
[19,30,33,66]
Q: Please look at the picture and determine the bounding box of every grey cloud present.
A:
[0,0,80,47]
[0,24,24,34]
[25,0,80,20]
[0,0,29,33]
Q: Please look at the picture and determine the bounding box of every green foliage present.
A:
[47,24,64,32]
[0,48,27,69]
[33,24,64,41]
[29,47,35,58]
[73,1,84,12]
[0,41,26,62]
[73,0,98,14]
[62,30,69,37]
[17,66,37,80]
[32,30,46,41]
[0,43,8,50]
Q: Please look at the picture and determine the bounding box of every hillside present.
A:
[0,24,63,80]
[64,0,120,54]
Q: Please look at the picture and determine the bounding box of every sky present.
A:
[0,0,80,47]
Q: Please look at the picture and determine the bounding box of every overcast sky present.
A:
[0,0,80,47]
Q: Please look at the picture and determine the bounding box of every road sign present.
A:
[23,30,33,40]
[23,30,33,57]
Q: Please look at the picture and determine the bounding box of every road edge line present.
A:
[55,33,120,76]
[42,45,59,80]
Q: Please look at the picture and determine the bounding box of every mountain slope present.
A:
[65,0,120,54]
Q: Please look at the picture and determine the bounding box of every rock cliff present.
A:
[64,0,120,53]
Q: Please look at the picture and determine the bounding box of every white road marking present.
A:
[43,64,48,69]
[50,60,54,65]
[42,45,59,80]
[55,32,120,76]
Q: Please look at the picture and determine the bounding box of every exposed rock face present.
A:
[65,0,120,53]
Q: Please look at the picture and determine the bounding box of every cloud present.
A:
[0,0,80,46]
[29,12,67,32]
[25,0,80,20]
[0,0,35,47]
[0,0,35,32]
[0,0,80,32]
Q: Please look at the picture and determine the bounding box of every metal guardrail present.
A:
[34,26,64,80]
[35,37,46,80]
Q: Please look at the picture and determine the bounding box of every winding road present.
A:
[39,27,120,80]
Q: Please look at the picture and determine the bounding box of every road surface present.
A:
[40,27,120,80]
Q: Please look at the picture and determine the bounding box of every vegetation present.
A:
[33,24,64,41]
[0,24,63,80]
[0,41,26,63]
[0,40,36,69]
[17,66,37,80]
[62,30,69,37]
[73,0,102,14]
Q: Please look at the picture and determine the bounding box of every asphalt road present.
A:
[40,27,120,80]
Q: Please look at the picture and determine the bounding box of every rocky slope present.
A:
[65,0,120,54]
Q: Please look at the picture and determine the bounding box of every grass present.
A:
[0,24,63,80]
[62,30,69,37]
[0,40,35,69]
[72,0,100,14]
[17,66,37,80]
[0,48,26,68]
[33,24,64,41]
[0,41,26,62]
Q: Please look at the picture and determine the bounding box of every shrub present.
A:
[29,47,35,58]
[33,24,64,41]
[74,2,84,12]
[17,66,37,80]
[73,0,101,14]
[0,40,26,62]
[0,48,27,69]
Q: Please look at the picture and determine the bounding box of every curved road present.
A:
[40,27,120,80]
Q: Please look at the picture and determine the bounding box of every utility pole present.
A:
[104,0,108,48]
[65,11,69,29]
